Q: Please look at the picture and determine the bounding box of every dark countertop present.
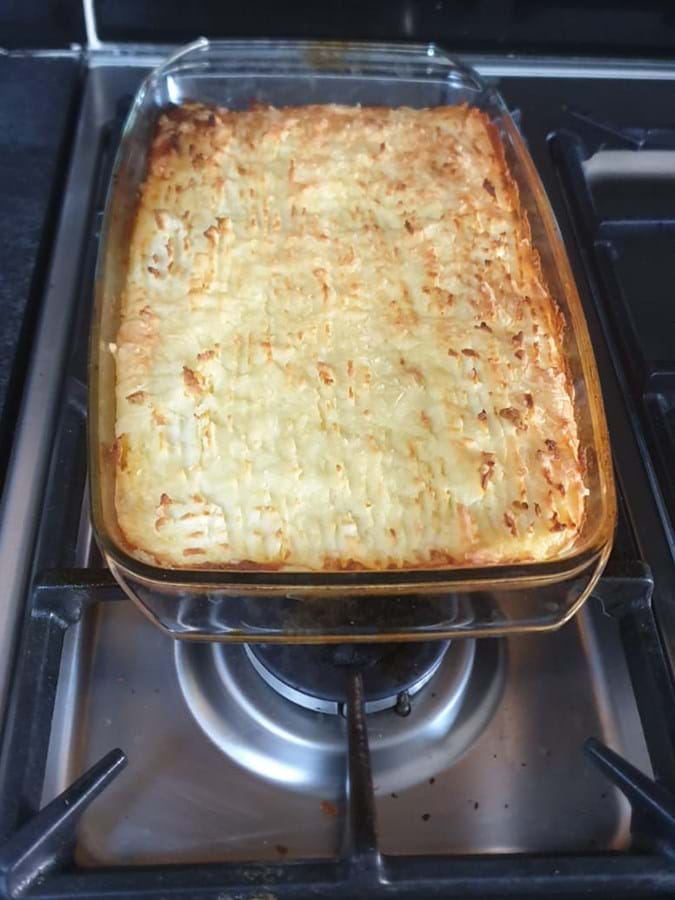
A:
[0,54,80,474]
[95,0,675,58]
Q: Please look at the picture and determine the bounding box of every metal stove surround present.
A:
[0,562,672,899]
[1,54,675,900]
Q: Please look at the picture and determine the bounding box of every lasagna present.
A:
[113,102,586,570]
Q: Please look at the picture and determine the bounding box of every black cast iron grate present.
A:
[550,111,675,540]
[0,563,675,899]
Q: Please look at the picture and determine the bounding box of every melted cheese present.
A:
[113,102,586,570]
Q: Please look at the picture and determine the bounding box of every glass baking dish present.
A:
[89,38,616,643]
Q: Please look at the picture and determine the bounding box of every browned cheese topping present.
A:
[113,102,586,569]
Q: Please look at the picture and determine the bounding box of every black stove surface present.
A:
[1,57,675,900]
[551,115,675,544]
[0,55,80,486]
[498,75,675,671]
[92,0,675,59]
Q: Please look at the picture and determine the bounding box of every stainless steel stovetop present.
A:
[2,52,675,896]
[45,566,645,864]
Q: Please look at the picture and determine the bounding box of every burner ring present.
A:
[176,633,504,793]
[245,642,450,715]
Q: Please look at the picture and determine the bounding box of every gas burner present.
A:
[176,636,504,793]
[245,641,450,715]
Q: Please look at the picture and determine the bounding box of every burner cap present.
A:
[245,641,450,714]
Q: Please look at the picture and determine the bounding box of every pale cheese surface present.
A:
[114,102,586,569]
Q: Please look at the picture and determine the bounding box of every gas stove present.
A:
[1,51,675,899]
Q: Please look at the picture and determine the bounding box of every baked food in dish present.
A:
[113,101,586,570]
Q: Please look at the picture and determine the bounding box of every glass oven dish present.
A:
[89,39,616,642]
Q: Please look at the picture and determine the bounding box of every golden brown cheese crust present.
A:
[113,102,586,570]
